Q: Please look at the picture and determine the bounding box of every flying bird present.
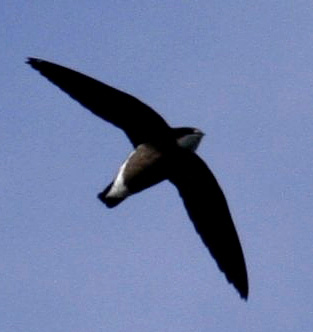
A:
[27,57,249,299]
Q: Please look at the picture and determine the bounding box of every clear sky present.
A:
[1,1,313,331]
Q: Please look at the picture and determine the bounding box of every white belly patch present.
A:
[106,151,135,199]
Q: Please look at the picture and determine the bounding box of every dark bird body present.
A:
[27,57,249,299]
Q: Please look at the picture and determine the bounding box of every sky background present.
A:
[1,1,313,331]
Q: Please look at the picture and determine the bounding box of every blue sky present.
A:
[1,1,313,331]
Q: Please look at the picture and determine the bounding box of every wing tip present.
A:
[223,261,249,300]
[233,274,249,301]
[239,287,249,301]
[25,57,43,69]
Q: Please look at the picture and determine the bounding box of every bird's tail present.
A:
[98,182,124,208]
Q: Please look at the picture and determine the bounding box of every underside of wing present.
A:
[168,149,249,299]
[27,58,173,147]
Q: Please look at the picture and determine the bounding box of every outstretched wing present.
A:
[27,58,173,147]
[168,149,249,299]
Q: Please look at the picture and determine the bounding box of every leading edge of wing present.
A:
[26,57,173,147]
[168,149,249,299]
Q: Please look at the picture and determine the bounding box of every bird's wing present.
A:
[26,58,173,147]
[168,149,248,299]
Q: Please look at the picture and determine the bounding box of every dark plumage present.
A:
[27,57,249,300]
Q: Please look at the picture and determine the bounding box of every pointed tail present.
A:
[98,182,125,208]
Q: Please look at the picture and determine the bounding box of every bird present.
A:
[26,57,249,300]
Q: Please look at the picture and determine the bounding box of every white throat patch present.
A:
[177,133,203,152]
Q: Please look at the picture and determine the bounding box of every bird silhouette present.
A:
[27,57,248,299]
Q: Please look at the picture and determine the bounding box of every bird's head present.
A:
[173,127,205,152]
